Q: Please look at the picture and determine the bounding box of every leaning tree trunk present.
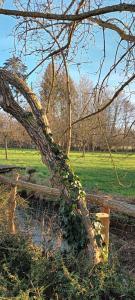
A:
[0,69,96,262]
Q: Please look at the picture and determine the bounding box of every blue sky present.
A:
[0,0,134,99]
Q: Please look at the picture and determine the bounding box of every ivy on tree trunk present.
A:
[0,69,96,261]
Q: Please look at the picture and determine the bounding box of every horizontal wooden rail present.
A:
[0,175,60,197]
[87,194,135,217]
[0,165,25,173]
[0,174,135,217]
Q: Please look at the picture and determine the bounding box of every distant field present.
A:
[0,148,135,197]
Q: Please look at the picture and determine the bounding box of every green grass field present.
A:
[0,148,135,197]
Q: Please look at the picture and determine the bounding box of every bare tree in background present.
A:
[40,62,77,154]
[0,114,9,159]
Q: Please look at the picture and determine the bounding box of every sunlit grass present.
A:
[0,148,135,196]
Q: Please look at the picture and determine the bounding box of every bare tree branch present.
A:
[89,17,135,42]
[0,4,134,22]
[72,73,135,126]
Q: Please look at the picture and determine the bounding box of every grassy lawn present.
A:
[0,148,135,196]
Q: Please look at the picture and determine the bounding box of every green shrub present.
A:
[0,233,34,298]
[0,233,135,299]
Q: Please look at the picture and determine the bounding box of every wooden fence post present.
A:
[94,206,110,263]
[7,172,19,234]
[101,206,110,257]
